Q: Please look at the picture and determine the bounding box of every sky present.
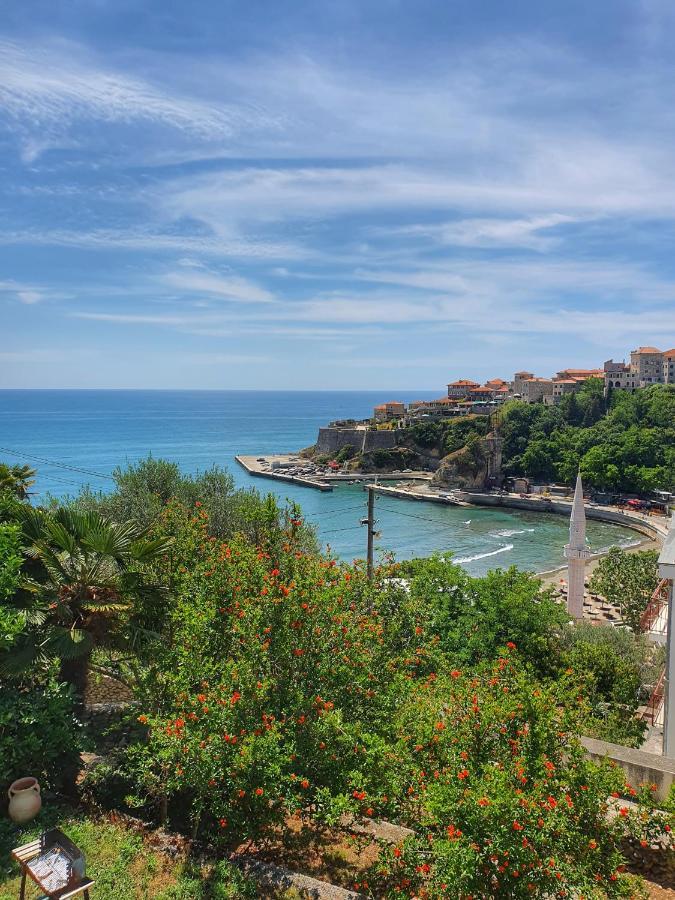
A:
[2,0,675,390]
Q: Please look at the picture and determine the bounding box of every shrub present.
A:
[368,656,668,898]
[0,523,24,652]
[0,677,83,793]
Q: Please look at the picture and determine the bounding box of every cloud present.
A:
[379,214,580,250]
[0,227,305,260]
[0,280,48,304]
[16,290,43,305]
[0,38,279,147]
[163,270,275,303]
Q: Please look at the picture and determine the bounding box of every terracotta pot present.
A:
[8,777,41,824]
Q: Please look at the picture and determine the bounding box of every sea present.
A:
[0,390,639,577]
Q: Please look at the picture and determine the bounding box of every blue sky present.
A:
[2,0,675,390]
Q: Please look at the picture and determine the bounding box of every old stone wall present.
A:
[314,427,397,455]
[85,672,134,705]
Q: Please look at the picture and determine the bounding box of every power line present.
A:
[321,524,363,535]
[0,446,115,481]
[377,501,470,533]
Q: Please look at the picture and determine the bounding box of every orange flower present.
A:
[255,787,264,796]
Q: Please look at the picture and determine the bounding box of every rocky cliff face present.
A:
[431,438,491,490]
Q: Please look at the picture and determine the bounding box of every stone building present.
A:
[446,379,479,399]
[520,377,554,403]
[604,346,675,392]
[373,401,406,421]
[511,371,534,397]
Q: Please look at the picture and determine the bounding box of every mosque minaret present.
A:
[564,473,592,619]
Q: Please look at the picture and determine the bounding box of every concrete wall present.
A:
[315,427,397,455]
[580,736,675,801]
[458,492,665,541]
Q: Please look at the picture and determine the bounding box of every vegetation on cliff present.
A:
[316,382,675,495]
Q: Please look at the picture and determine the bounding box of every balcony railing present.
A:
[642,667,665,726]
[639,579,669,636]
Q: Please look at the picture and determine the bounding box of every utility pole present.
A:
[362,485,376,580]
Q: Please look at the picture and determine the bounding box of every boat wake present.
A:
[455,543,514,564]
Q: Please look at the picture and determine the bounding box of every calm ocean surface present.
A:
[0,390,637,576]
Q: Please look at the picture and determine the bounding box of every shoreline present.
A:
[236,453,668,576]
[368,480,667,578]
[537,535,661,587]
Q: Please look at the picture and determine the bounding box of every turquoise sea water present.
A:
[0,390,638,576]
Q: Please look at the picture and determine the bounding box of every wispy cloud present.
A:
[377,214,581,251]
[0,279,48,304]
[0,227,305,260]
[0,38,280,149]
[163,270,275,303]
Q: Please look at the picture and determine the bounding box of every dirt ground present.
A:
[646,882,675,898]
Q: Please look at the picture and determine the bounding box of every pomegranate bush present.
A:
[125,501,670,897]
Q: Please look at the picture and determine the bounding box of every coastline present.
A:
[536,535,661,588]
[368,479,668,578]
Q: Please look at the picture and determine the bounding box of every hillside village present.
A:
[371,344,675,423]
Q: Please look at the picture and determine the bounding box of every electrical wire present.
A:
[377,501,472,535]
[0,446,115,480]
[320,524,364,535]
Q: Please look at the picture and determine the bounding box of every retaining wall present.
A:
[580,736,675,801]
[458,493,666,541]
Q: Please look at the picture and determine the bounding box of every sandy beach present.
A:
[538,535,662,588]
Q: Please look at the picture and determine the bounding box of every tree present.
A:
[0,523,24,652]
[58,456,317,548]
[0,463,36,500]
[589,547,660,631]
[1,507,171,704]
[402,557,568,678]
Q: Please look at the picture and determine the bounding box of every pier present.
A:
[235,454,433,492]
[235,455,334,491]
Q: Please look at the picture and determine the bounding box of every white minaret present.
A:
[564,473,591,619]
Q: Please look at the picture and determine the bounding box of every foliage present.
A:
[0,463,35,500]
[57,456,317,549]
[0,506,171,699]
[363,382,675,494]
[126,501,409,838]
[501,383,675,492]
[0,524,24,652]
[0,808,256,899]
[588,547,660,631]
[111,508,666,898]
[335,444,356,463]
[368,659,667,898]
[0,677,83,793]
[399,556,568,678]
[560,622,657,746]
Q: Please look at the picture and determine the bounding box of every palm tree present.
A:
[0,463,36,500]
[2,506,172,705]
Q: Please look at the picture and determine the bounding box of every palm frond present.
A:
[43,626,94,660]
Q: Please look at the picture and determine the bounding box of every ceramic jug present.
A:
[8,777,41,824]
